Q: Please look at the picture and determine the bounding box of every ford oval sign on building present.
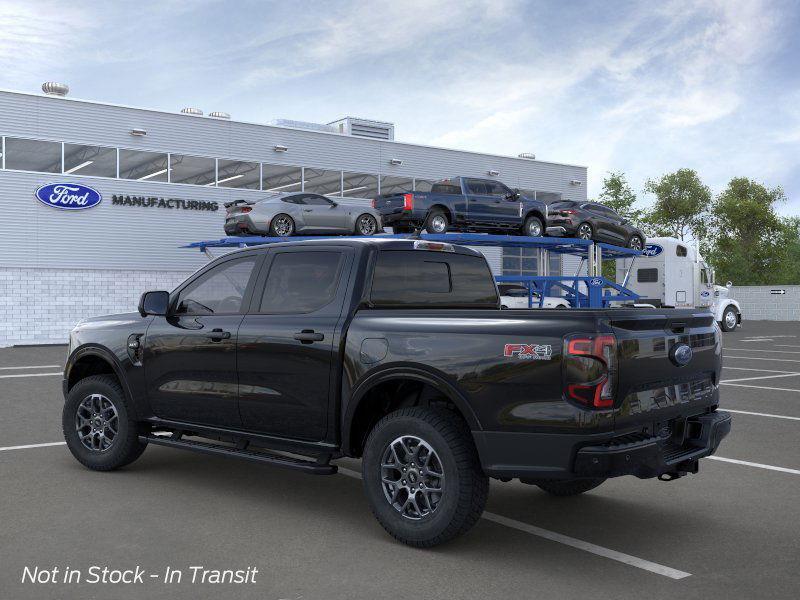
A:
[641,244,663,257]
[35,183,102,210]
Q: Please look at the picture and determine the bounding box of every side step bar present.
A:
[140,434,337,475]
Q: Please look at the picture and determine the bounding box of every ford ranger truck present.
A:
[372,177,549,237]
[62,238,731,547]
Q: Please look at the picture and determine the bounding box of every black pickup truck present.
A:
[63,238,730,547]
[373,176,549,236]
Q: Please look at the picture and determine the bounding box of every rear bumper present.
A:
[224,215,270,236]
[379,208,420,226]
[474,410,732,480]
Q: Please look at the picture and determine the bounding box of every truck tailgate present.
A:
[609,310,720,433]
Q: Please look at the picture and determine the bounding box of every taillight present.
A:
[403,193,414,211]
[560,209,577,215]
[563,334,616,408]
[240,207,252,213]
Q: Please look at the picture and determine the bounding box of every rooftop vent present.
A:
[328,117,394,141]
[42,82,69,97]
[209,111,230,119]
[269,119,337,134]
[518,152,536,160]
[180,107,203,116]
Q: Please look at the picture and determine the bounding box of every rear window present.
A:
[637,268,659,283]
[370,250,498,308]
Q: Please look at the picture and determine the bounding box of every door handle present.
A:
[303,209,313,212]
[294,330,324,343]
[207,328,231,341]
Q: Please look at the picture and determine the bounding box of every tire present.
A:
[62,375,147,471]
[355,213,379,236]
[424,209,449,234]
[522,215,544,237]
[531,478,606,496]
[362,407,489,547]
[627,235,644,251]
[269,213,295,237]
[576,222,593,240]
[720,306,738,332]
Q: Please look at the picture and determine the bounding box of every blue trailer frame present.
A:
[184,233,641,309]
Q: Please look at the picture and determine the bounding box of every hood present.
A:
[714,285,730,298]
[74,312,147,328]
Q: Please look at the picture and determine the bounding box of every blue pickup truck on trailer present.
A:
[373,176,549,236]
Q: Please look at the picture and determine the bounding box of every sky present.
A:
[1,0,799,213]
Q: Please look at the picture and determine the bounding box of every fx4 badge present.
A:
[504,343,553,360]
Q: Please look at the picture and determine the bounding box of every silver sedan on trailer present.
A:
[224,192,384,237]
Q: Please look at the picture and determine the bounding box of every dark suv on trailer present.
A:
[547,200,646,250]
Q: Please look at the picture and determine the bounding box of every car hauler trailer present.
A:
[615,236,742,331]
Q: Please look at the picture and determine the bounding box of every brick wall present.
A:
[0,268,192,347]
[729,286,800,321]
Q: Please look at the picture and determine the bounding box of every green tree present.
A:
[642,169,711,241]
[705,178,795,285]
[597,171,643,226]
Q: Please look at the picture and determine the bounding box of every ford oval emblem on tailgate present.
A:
[35,183,102,210]
[669,343,693,367]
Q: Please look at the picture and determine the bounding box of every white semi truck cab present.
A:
[616,237,742,331]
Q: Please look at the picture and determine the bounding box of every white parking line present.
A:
[0,365,61,370]
[722,367,800,374]
[720,382,800,393]
[721,373,800,383]
[0,442,66,452]
[335,467,691,579]
[726,348,800,354]
[708,456,800,475]
[724,356,800,364]
[773,344,800,349]
[0,372,62,379]
[724,409,800,421]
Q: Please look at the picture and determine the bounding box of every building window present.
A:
[262,163,302,193]
[341,172,379,198]
[304,168,342,196]
[119,149,168,182]
[217,159,260,189]
[502,247,539,276]
[170,154,216,186]
[414,178,436,192]
[379,175,413,195]
[4,138,61,173]
[63,144,117,177]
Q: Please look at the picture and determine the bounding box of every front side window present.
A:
[63,144,117,177]
[465,179,489,195]
[303,194,335,206]
[260,251,344,314]
[174,257,257,315]
[4,138,61,173]
[119,149,168,182]
[484,181,512,197]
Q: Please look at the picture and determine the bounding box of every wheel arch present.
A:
[427,204,453,223]
[342,365,481,458]
[715,300,741,323]
[523,209,546,224]
[65,345,140,419]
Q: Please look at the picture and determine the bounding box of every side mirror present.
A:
[726,281,732,288]
[329,201,338,208]
[138,290,170,317]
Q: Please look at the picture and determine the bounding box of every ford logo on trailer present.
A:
[669,343,693,367]
[35,183,102,210]
[588,278,603,287]
[641,244,663,257]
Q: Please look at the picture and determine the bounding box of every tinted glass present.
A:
[281,195,305,204]
[484,181,511,197]
[465,179,489,195]
[677,245,688,257]
[342,172,379,198]
[5,138,61,173]
[217,159,260,189]
[637,268,659,283]
[170,154,216,186]
[430,179,462,194]
[263,164,302,193]
[260,251,344,313]
[119,149,168,182]
[174,257,257,315]
[64,144,117,177]
[304,195,335,206]
[371,251,498,307]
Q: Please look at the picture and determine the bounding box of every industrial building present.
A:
[0,84,587,346]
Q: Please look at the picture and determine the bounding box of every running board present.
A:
[140,434,337,475]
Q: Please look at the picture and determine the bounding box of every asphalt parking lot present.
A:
[1,321,799,600]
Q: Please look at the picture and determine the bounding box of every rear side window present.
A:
[260,251,344,313]
[370,251,498,307]
[676,245,688,257]
[637,268,659,283]
[430,180,462,194]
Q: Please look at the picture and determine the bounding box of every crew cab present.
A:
[373,177,549,237]
[62,238,731,547]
